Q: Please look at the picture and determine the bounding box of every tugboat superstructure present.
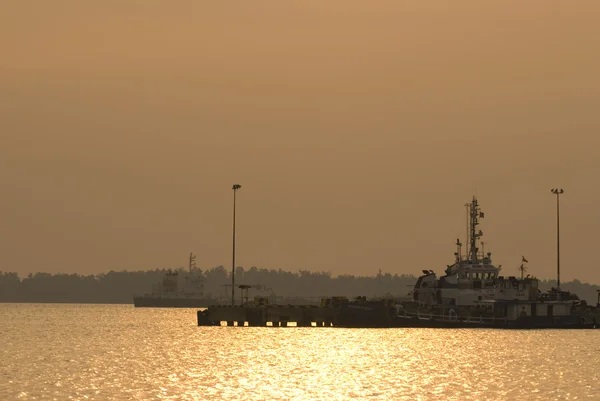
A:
[404,197,598,328]
[414,197,537,308]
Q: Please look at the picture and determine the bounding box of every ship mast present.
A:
[465,203,470,261]
[468,196,484,263]
[189,252,197,273]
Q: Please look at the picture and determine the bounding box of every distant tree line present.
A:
[0,267,416,304]
[537,279,600,305]
[0,270,166,304]
[0,267,598,305]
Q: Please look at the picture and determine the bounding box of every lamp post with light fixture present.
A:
[231,184,242,305]
[550,188,564,290]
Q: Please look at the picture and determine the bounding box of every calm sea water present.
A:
[1,304,599,400]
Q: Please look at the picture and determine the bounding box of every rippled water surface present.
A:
[1,304,599,400]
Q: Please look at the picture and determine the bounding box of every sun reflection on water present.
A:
[1,304,599,400]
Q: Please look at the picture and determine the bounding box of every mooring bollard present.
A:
[197,310,210,326]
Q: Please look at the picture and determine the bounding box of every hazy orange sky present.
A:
[2,1,600,283]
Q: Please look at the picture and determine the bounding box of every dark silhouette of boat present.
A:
[133,253,220,308]
[394,197,599,329]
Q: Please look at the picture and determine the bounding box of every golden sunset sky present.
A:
[2,1,600,283]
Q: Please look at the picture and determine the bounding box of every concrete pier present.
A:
[196,297,600,329]
[198,305,341,327]
[197,298,398,328]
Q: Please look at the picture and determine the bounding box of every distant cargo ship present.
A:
[133,253,220,308]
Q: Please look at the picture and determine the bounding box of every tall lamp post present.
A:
[550,188,564,290]
[231,184,242,305]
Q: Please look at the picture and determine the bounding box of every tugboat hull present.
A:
[393,301,598,329]
[392,315,597,329]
